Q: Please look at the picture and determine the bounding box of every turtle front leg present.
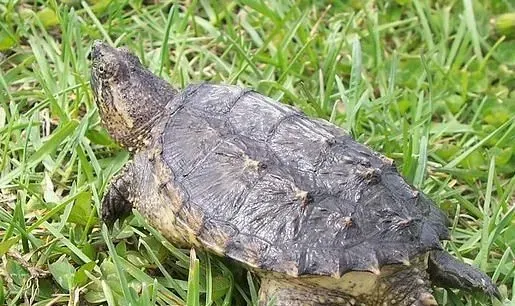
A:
[102,162,135,226]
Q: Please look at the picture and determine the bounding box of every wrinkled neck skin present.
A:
[94,69,178,151]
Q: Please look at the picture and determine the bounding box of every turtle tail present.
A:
[427,250,501,299]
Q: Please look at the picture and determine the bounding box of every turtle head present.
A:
[89,40,177,150]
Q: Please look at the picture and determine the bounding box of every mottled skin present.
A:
[90,41,499,305]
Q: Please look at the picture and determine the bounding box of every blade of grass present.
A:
[159,4,178,77]
[101,224,135,305]
[443,118,513,169]
[462,0,483,61]
[81,1,114,45]
[0,120,79,188]
[205,255,213,306]
[476,157,495,270]
[186,248,200,306]
[138,238,187,300]
[118,257,184,305]
[132,210,189,264]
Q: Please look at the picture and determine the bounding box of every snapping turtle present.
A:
[89,41,499,305]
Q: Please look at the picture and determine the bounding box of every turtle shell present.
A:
[155,83,450,277]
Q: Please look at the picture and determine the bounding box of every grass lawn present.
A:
[0,0,514,305]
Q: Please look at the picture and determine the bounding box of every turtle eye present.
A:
[96,62,115,78]
[97,63,109,78]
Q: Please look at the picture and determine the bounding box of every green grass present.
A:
[0,0,514,305]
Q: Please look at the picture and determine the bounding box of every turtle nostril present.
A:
[89,46,100,61]
[87,51,92,61]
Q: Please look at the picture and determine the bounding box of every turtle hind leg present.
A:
[428,250,500,299]
[380,261,438,306]
[258,270,437,306]
[258,277,352,306]
[102,163,135,226]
